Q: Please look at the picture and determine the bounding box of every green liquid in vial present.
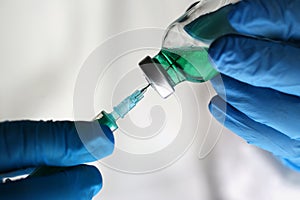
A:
[153,47,219,85]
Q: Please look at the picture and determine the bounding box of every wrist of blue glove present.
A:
[0,120,114,199]
[187,0,300,171]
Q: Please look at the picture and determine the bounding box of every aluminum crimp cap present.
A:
[139,56,175,99]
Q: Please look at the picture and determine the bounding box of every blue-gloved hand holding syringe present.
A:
[0,121,113,200]
[0,86,148,199]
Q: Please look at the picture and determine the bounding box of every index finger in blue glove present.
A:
[208,35,300,97]
[209,95,300,171]
[0,121,114,173]
[229,0,300,42]
[210,74,300,140]
[0,164,102,200]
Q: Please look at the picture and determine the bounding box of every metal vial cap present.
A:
[139,56,175,99]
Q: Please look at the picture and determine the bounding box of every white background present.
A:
[1,0,300,199]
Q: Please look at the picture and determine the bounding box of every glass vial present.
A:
[139,1,237,98]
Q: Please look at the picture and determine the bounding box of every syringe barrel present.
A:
[113,90,144,118]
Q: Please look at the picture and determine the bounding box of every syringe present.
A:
[94,84,150,131]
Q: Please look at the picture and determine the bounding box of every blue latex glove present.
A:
[0,120,114,199]
[186,0,300,171]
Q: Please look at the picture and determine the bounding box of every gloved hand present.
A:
[0,120,114,199]
[187,0,300,171]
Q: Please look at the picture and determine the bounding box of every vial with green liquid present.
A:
[139,1,237,98]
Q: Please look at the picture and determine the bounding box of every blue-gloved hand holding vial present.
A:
[139,0,300,171]
[186,0,300,171]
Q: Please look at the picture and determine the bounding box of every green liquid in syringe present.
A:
[153,47,218,85]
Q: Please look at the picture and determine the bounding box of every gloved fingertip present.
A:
[100,124,114,144]
[0,165,103,200]
[79,165,103,197]
[55,165,103,198]
[208,35,231,71]
[227,0,245,29]
[209,95,227,123]
[33,165,103,198]
[75,121,115,162]
[208,38,221,63]
[278,158,300,172]
[227,0,267,34]
[184,4,236,42]
[209,73,230,102]
[209,34,256,77]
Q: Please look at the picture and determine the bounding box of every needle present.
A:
[140,84,151,94]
